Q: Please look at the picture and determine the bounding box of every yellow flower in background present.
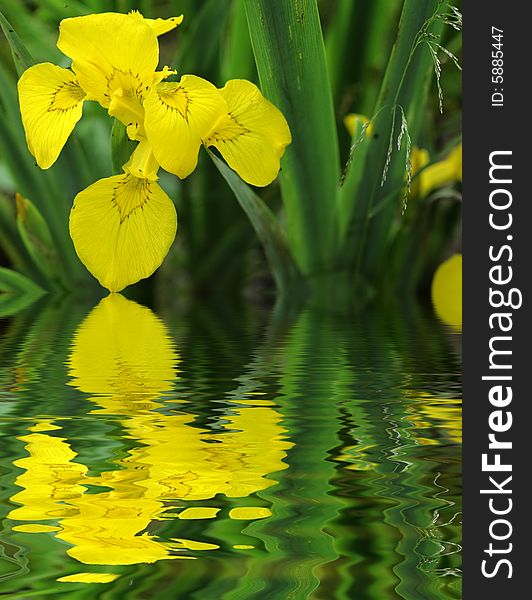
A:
[18,11,291,292]
[343,113,461,199]
[409,146,430,197]
[419,143,462,198]
[343,113,372,138]
[431,253,462,330]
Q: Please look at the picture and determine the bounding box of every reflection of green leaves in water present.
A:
[0,297,460,598]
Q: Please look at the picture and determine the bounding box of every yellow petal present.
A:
[431,254,462,330]
[205,80,292,187]
[411,147,430,176]
[69,174,177,292]
[145,15,184,36]
[419,143,462,197]
[57,13,158,115]
[144,76,227,179]
[123,140,160,181]
[17,63,86,169]
[410,147,430,197]
[344,113,372,138]
[127,10,183,36]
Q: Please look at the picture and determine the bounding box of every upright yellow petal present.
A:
[204,80,292,187]
[123,139,160,181]
[136,12,184,36]
[69,174,177,292]
[144,75,227,179]
[57,12,158,124]
[17,63,86,169]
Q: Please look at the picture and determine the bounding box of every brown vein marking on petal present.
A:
[48,81,86,112]
[111,176,153,222]
[156,83,191,120]
[206,112,251,145]
[104,68,145,103]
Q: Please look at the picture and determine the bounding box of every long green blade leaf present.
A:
[0,266,45,296]
[244,0,340,275]
[16,193,63,287]
[0,10,35,75]
[111,119,136,175]
[343,0,443,280]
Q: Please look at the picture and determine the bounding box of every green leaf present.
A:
[221,2,256,82]
[0,10,35,76]
[0,287,43,317]
[16,193,63,286]
[0,193,28,272]
[209,151,306,299]
[342,0,444,280]
[244,0,340,275]
[111,119,136,175]
[0,266,45,296]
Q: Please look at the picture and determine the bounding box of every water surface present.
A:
[0,294,461,599]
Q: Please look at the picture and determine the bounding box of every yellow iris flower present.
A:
[18,11,291,292]
[343,113,461,199]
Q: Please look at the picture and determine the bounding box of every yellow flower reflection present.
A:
[9,294,292,569]
[405,392,462,446]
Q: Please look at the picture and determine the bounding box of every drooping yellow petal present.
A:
[204,80,292,187]
[431,253,462,330]
[57,12,159,129]
[142,14,184,36]
[144,75,227,179]
[69,174,177,292]
[17,63,86,169]
[127,10,183,36]
[419,143,462,197]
